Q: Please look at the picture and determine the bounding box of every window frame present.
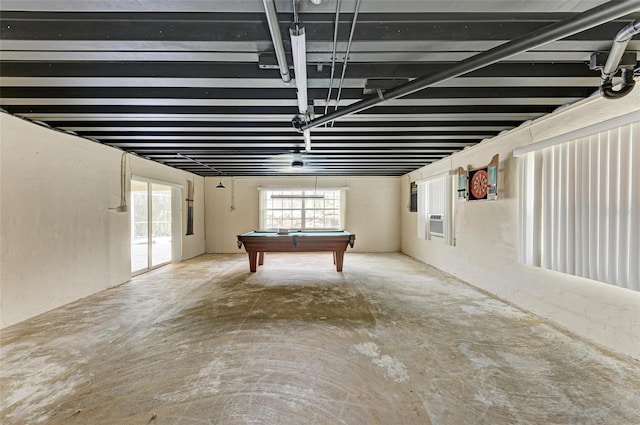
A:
[258,188,347,231]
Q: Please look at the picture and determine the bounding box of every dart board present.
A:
[469,169,489,200]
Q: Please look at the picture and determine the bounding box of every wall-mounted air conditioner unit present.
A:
[429,214,444,238]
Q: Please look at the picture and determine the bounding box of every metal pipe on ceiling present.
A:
[600,18,640,98]
[602,18,640,77]
[332,0,360,131]
[176,153,223,174]
[332,0,362,117]
[262,0,291,84]
[298,0,640,131]
[324,0,342,116]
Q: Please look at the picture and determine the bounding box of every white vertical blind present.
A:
[518,151,542,265]
[444,175,454,246]
[417,181,427,239]
[519,121,639,291]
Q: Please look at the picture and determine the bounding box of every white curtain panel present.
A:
[417,180,427,239]
[519,122,639,290]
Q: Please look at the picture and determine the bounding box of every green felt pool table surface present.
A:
[239,230,353,237]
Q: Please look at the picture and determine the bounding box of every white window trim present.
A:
[258,187,347,231]
[131,175,184,189]
[513,111,640,157]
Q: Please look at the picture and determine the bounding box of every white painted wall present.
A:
[401,90,640,360]
[204,176,401,253]
[0,114,206,328]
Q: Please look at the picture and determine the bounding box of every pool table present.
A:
[237,230,356,272]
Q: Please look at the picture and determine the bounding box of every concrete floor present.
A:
[1,253,639,424]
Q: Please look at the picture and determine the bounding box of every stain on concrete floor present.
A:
[1,253,639,424]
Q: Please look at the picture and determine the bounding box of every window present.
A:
[259,189,345,230]
[416,174,454,245]
[517,118,639,291]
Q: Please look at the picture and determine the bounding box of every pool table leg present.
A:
[334,250,345,272]
[247,251,258,272]
[258,252,264,266]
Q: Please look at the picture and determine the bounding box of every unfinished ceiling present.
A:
[1,1,639,176]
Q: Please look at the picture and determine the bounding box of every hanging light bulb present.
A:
[216,173,225,189]
[291,152,304,168]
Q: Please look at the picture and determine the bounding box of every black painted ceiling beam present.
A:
[2,104,557,114]
[2,3,635,177]
[0,86,597,99]
[0,62,602,78]
[2,11,636,41]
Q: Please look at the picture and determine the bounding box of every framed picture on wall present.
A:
[409,181,418,212]
[186,180,195,235]
[456,167,468,200]
[487,154,499,199]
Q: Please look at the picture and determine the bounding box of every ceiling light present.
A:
[290,23,307,114]
[303,129,312,151]
[216,173,225,189]
[291,153,304,168]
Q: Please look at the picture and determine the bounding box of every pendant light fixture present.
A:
[216,173,225,189]
[291,152,304,168]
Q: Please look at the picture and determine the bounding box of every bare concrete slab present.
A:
[2,253,639,424]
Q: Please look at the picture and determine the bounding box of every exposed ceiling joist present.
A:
[1,1,638,176]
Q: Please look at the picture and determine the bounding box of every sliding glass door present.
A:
[131,180,149,272]
[131,179,180,275]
